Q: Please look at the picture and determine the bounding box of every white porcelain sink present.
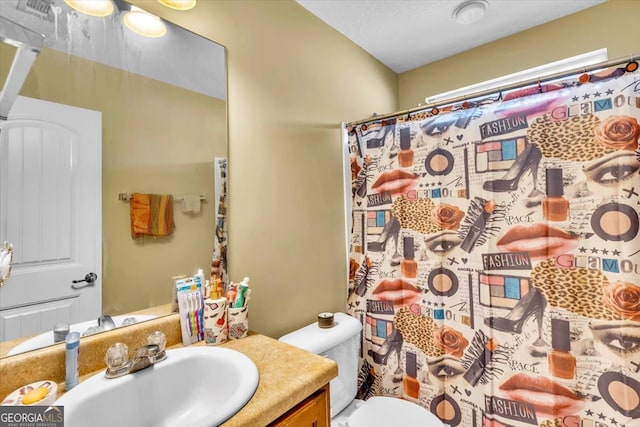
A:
[8,315,156,356]
[54,346,259,427]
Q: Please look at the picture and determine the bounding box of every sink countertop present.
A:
[213,334,337,426]
[1,316,337,426]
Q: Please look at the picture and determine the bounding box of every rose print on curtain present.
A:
[347,67,640,426]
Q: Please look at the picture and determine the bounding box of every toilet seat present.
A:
[347,396,444,427]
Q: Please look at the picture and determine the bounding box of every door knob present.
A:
[71,272,97,289]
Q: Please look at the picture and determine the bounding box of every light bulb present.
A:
[64,0,114,17]
[123,6,167,38]
[158,0,196,11]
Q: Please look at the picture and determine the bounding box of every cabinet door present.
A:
[269,384,330,427]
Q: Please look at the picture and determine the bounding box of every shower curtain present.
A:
[346,65,640,426]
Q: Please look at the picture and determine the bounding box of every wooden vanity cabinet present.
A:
[268,384,330,427]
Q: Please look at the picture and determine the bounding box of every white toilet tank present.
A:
[279,312,362,418]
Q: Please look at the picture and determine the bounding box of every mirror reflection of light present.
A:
[64,0,114,17]
[157,0,197,11]
[123,6,167,38]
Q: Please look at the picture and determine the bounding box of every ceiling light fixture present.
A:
[452,0,488,25]
[123,6,167,38]
[64,0,114,17]
[157,0,196,11]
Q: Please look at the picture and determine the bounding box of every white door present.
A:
[0,96,101,341]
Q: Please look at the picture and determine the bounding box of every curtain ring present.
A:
[626,57,639,73]
[430,105,439,115]
[578,69,590,84]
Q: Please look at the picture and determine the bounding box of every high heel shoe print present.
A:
[368,328,403,365]
[368,216,400,253]
[484,288,547,335]
[366,120,396,149]
[483,144,542,193]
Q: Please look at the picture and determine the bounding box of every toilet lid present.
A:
[347,396,444,427]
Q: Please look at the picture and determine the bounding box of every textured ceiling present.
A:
[296,0,607,73]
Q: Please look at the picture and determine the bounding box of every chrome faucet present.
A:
[98,315,116,331]
[128,344,160,374]
[104,332,167,379]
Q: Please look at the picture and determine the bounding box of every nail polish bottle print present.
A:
[401,236,417,278]
[403,351,419,399]
[548,318,575,380]
[543,168,569,221]
[398,127,414,168]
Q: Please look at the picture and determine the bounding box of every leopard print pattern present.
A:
[530,258,617,320]
[394,307,443,357]
[391,195,441,235]
[527,113,613,161]
[539,418,563,427]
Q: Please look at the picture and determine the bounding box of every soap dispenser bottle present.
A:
[204,280,228,345]
[65,331,80,390]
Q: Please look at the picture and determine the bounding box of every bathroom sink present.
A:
[7,315,156,356]
[54,346,259,427]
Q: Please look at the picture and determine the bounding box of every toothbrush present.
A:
[181,294,192,337]
[186,294,196,337]
[189,294,197,338]
[195,291,203,340]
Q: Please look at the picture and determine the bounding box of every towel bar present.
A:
[118,193,206,202]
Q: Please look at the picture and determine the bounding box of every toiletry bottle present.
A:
[65,331,80,391]
[204,282,228,345]
[401,236,417,278]
[548,318,575,380]
[234,277,250,308]
[398,127,413,168]
[543,168,569,221]
[196,268,205,290]
[403,351,419,399]
[226,282,237,306]
[53,323,70,343]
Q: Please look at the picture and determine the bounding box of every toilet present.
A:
[279,312,444,427]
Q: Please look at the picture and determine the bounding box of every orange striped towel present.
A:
[130,193,175,238]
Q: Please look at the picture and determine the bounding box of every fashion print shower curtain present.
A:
[347,67,640,426]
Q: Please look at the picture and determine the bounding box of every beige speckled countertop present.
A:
[216,334,336,426]
[0,314,337,426]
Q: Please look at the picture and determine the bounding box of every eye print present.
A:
[596,331,640,355]
[428,355,465,381]
[603,333,640,353]
[590,321,640,370]
[583,151,640,191]
[424,231,462,257]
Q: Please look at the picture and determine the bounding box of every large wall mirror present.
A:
[0,0,227,357]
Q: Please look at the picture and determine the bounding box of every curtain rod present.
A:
[346,53,639,127]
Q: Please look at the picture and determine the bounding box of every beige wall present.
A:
[133,0,398,338]
[134,0,640,339]
[0,43,226,315]
[399,0,639,109]
[6,0,634,340]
